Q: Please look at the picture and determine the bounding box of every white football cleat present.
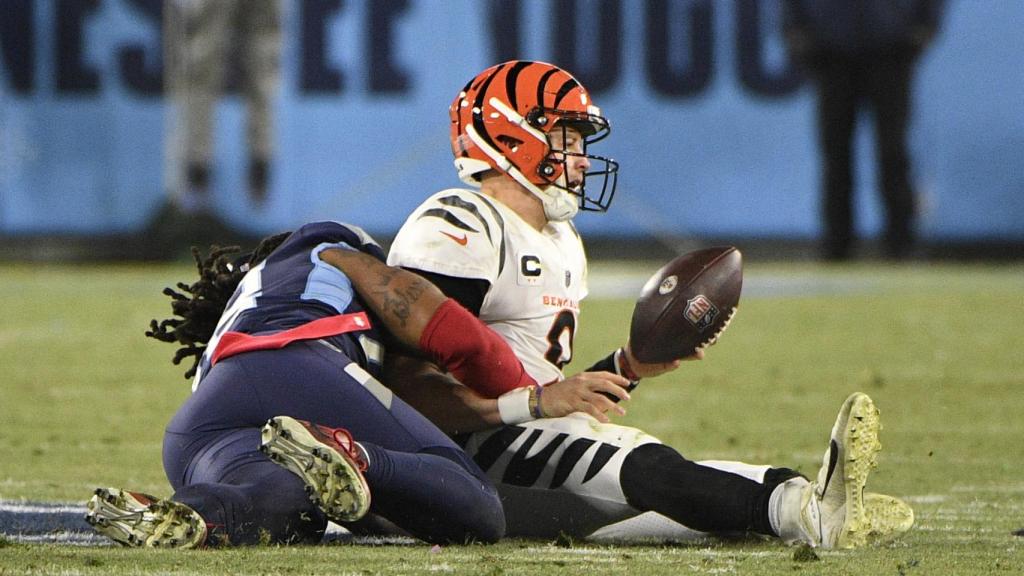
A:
[799,392,882,549]
[86,488,207,548]
[260,416,372,523]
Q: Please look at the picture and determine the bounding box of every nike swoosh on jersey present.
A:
[440,231,469,246]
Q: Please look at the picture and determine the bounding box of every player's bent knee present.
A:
[454,494,506,544]
[471,509,506,544]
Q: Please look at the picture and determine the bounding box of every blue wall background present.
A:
[1,0,1022,241]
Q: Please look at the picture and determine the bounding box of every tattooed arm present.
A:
[319,247,444,348]
[320,248,628,432]
[318,247,536,397]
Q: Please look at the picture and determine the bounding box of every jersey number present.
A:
[544,310,576,369]
[192,261,265,389]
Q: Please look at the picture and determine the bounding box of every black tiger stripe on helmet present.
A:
[448,60,619,222]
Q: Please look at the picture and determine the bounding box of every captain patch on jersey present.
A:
[517,253,544,286]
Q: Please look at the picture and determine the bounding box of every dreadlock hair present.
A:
[146,231,292,379]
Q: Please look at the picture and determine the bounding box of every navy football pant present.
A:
[162,340,504,545]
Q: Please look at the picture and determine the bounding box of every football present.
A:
[628,247,743,363]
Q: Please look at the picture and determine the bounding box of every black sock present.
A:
[620,443,801,535]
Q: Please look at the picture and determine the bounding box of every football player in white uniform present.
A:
[386,60,911,547]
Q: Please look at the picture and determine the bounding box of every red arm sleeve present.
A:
[417,298,537,397]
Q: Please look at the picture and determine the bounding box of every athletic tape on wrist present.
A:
[614,348,641,382]
[497,386,535,425]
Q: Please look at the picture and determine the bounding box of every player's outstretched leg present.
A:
[799,391,882,548]
[86,488,207,548]
[260,416,371,523]
[863,492,914,542]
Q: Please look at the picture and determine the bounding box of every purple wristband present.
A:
[532,385,545,418]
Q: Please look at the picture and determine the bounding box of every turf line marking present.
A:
[0,500,420,547]
[0,501,87,514]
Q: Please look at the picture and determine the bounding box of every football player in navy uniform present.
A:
[386,61,913,548]
[86,221,630,547]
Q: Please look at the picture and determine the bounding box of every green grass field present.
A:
[1,260,1022,574]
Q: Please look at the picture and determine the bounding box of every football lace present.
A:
[697,307,738,350]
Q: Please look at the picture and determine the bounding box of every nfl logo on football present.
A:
[684,295,719,331]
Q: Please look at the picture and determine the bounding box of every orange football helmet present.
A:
[449,60,619,222]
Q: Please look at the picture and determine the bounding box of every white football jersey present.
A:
[388,188,588,385]
[389,188,725,541]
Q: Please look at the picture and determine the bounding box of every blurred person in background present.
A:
[164,0,282,214]
[784,0,945,261]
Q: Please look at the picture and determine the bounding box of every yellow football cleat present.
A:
[86,488,207,548]
[863,492,914,542]
[798,392,882,549]
[260,416,372,523]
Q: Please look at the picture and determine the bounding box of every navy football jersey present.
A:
[192,221,386,391]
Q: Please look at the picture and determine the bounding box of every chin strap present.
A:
[538,186,579,222]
